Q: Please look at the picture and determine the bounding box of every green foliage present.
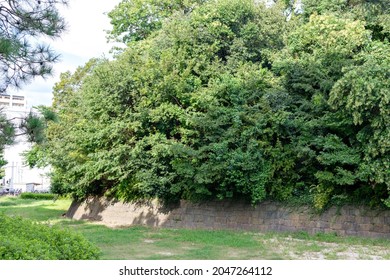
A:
[23,144,47,168]
[0,109,15,168]
[0,0,68,92]
[329,41,390,193]
[39,0,290,204]
[0,0,67,171]
[30,0,390,209]
[20,193,56,200]
[0,213,100,260]
[272,11,389,209]
[19,111,46,144]
[107,0,207,43]
[22,106,59,168]
[301,0,390,40]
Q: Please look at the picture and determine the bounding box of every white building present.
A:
[1,93,50,192]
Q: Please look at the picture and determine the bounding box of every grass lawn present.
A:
[1,196,389,260]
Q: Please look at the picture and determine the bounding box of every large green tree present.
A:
[329,41,390,207]
[273,10,389,208]
[35,0,291,203]
[29,0,390,209]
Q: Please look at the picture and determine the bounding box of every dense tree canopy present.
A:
[107,0,207,43]
[28,0,390,209]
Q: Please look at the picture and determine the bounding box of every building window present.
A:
[12,95,25,101]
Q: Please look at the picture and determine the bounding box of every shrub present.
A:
[20,192,56,200]
[0,213,100,260]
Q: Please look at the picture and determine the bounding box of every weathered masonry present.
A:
[67,198,390,238]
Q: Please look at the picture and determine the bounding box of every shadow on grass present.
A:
[0,204,67,221]
[0,197,41,207]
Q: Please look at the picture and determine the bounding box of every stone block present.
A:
[278,225,294,232]
[282,220,294,228]
[350,208,361,216]
[240,224,252,231]
[265,211,277,219]
[345,230,359,236]
[254,210,264,219]
[227,222,237,228]
[193,209,204,216]
[372,216,385,224]
[266,204,278,211]
[306,221,316,228]
[325,207,338,216]
[342,222,356,231]
[355,216,370,224]
[289,213,301,221]
[316,221,330,229]
[295,221,307,229]
[268,224,279,231]
[365,232,388,238]
[252,218,264,225]
[238,215,250,224]
[194,214,204,223]
[381,224,390,233]
[330,222,343,230]
[204,216,215,224]
[357,224,372,232]
[372,224,384,233]
[181,214,191,222]
[215,216,227,223]
[338,207,350,216]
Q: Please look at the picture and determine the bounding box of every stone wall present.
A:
[67,198,390,238]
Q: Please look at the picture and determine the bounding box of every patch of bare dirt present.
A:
[263,237,389,260]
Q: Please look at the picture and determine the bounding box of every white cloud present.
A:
[9,0,122,108]
[53,0,120,58]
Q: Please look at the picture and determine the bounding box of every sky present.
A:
[8,0,122,108]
